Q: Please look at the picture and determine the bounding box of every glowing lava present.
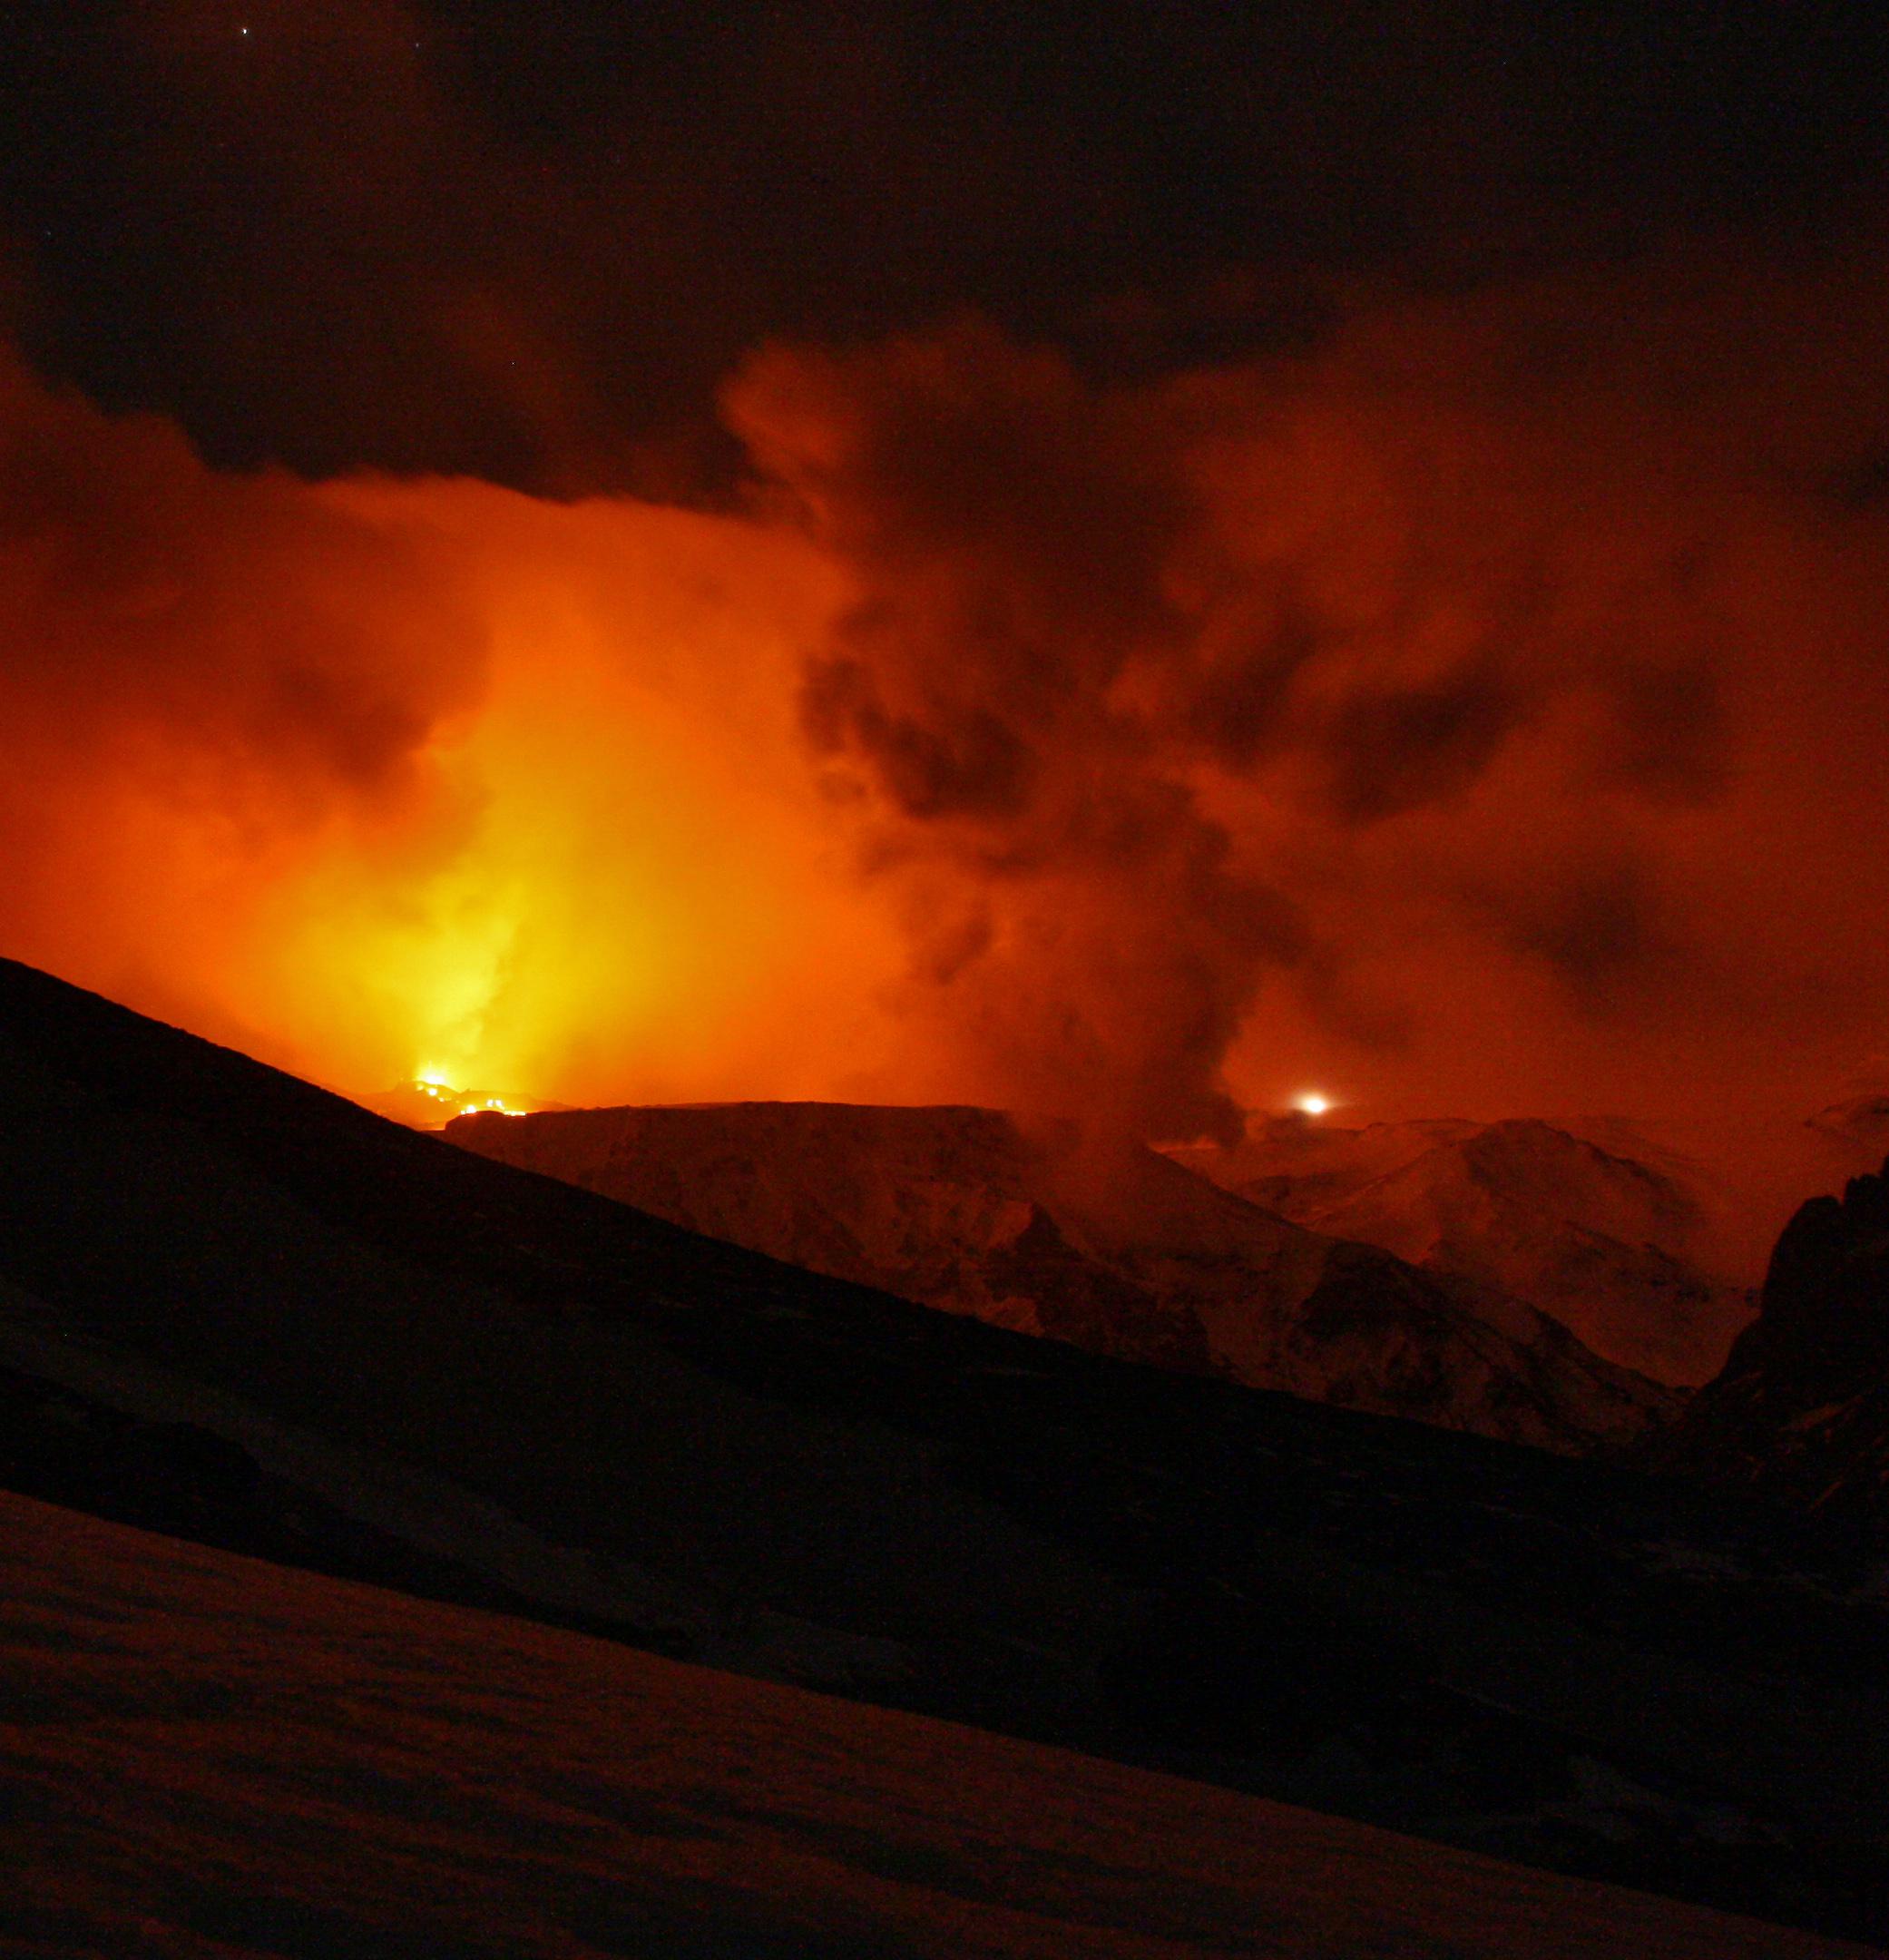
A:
[361,1077,544,1128]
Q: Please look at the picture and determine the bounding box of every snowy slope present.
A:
[1173,1117,1752,1386]
[2,1489,1872,1960]
[447,1101,1679,1453]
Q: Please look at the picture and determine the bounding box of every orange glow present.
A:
[5,250,1889,1250]
[0,355,913,1111]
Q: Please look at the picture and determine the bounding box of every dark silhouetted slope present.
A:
[1640,1156,1889,1529]
[1,955,1886,1940]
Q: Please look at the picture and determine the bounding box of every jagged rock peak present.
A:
[1749,1154,1889,1389]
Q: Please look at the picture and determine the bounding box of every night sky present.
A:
[6,3,1885,487]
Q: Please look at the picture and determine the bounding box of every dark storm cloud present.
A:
[4,2,1888,487]
[1323,666,1521,824]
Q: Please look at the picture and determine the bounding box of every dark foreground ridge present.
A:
[0,955,1886,1944]
[3,1489,1871,1960]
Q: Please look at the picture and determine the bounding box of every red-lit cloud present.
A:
[724,250,1889,1160]
[3,238,1889,1244]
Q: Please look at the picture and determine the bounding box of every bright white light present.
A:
[1294,1093,1330,1116]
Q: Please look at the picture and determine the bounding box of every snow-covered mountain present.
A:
[446,1101,1678,1454]
[1170,1117,1752,1386]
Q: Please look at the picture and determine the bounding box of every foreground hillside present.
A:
[446,1100,1675,1453]
[3,1490,1872,1960]
[1172,1116,1752,1384]
[1,956,1885,1940]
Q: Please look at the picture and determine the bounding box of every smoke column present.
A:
[3,238,1889,1215]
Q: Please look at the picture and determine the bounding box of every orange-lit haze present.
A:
[5,240,1889,1266]
[0,348,907,1108]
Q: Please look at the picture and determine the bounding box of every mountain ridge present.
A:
[1171,1115,1753,1385]
[445,1098,1679,1454]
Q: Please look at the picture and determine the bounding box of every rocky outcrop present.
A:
[1633,1157,1889,1524]
[447,1101,1679,1454]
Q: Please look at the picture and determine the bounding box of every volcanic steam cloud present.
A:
[5,242,1889,1157]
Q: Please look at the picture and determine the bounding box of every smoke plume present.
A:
[2,235,1889,1202]
[726,247,1889,1145]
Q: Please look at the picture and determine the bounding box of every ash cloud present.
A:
[0,341,495,1071]
[5,217,1889,1163]
[726,320,1307,1140]
[726,243,1889,1137]
[0,337,896,1106]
